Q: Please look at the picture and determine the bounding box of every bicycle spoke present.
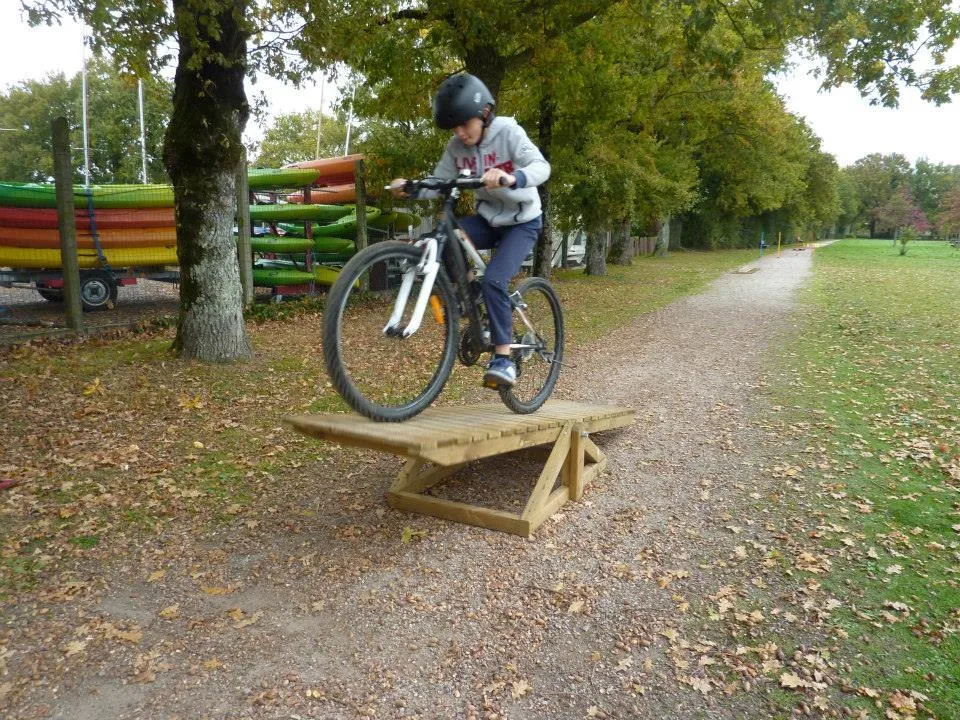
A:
[324,242,458,421]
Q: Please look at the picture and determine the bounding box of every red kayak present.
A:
[0,206,175,230]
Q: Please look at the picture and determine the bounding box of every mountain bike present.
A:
[322,175,564,422]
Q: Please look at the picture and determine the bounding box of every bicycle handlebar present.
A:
[384,176,497,196]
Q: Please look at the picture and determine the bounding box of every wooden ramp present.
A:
[284,400,633,537]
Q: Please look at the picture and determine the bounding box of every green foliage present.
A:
[253,110,348,166]
[898,226,915,255]
[0,57,171,183]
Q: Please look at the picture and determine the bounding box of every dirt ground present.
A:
[3,248,817,720]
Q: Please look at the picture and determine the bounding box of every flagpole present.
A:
[343,85,355,156]
[315,73,325,159]
[138,79,148,183]
[80,31,91,188]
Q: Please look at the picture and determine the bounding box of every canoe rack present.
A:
[284,400,633,537]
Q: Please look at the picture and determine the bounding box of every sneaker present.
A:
[483,357,516,389]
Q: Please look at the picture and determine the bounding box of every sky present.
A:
[2,4,959,168]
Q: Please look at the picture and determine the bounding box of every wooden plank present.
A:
[419,426,570,465]
[396,414,504,444]
[523,486,571,533]
[388,491,530,537]
[580,413,634,434]
[567,424,586,501]
[395,461,468,495]
[522,424,570,519]
[582,435,602,464]
[390,458,423,494]
[283,422,425,457]
[283,414,438,453]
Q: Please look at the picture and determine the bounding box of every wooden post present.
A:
[235,147,253,307]
[777,231,781,257]
[51,117,83,332]
[354,159,367,252]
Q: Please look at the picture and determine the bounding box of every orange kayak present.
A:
[0,226,177,248]
[286,154,362,186]
[0,206,175,229]
[286,183,356,205]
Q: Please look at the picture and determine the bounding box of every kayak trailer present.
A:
[0,266,179,312]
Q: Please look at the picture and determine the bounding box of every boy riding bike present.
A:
[391,73,551,389]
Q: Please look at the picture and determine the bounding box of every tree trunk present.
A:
[607,217,633,265]
[585,228,608,276]
[464,47,506,99]
[654,216,671,257]
[164,0,252,362]
[533,94,556,279]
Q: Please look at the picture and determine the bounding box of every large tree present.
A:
[846,153,912,237]
[21,0,960,360]
[0,57,170,184]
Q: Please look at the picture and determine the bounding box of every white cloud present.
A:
[774,52,960,168]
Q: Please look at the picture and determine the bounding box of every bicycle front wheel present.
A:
[499,276,565,414]
[322,241,459,421]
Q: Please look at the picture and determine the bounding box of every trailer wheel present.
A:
[80,272,118,312]
[37,287,64,303]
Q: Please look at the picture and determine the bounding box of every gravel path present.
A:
[10,248,816,720]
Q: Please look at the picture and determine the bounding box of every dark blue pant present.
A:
[457,215,542,347]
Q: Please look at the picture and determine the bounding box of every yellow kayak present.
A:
[0,245,178,269]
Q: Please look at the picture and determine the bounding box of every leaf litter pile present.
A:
[1,241,957,719]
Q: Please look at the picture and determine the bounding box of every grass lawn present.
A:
[751,239,960,717]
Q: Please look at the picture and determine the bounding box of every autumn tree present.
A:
[0,57,170,184]
[873,188,930,237]
[846,153,912,237]
[253,109,349,167]
[21,0,960,359]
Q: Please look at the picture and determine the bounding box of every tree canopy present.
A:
[252,109,349,167]
[18,0,960,360]
[0,56,171,184]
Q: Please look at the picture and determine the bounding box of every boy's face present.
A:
[454,117,484,146]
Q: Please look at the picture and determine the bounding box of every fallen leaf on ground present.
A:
[101,623,142,644]
[159,604,180,619]
[511,679,531,699]
[231,610,263,629]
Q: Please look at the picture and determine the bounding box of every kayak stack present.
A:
[248,154,420,289]
[0,155,419,292]
[0,166,321,272]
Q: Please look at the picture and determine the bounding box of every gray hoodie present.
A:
[429,116,551,227]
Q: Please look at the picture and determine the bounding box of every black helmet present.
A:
[432,73,495,130]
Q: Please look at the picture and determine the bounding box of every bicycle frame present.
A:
[386,179,542,358]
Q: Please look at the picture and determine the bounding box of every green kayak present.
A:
[247,167,321,189]
[248,235,314,253]
[313,207,381,237]
[369,211,421,231]
[252,264,341,287]
[0,181,175,209]
[249,203,353,223]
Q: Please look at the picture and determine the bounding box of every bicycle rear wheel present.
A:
[498,276,564,414]
[323,241,459,421]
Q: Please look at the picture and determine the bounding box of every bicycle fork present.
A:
[384,237,441,338]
